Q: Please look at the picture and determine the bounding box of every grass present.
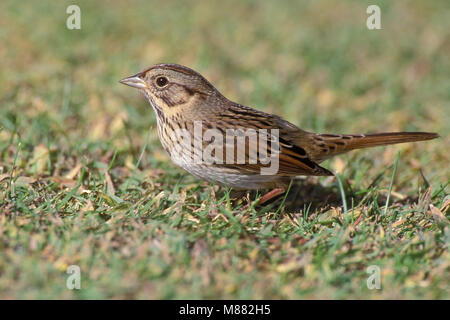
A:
[0,0,449,299]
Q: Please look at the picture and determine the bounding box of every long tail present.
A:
[307,131,439,162]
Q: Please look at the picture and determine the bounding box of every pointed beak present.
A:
[119,73,147,89]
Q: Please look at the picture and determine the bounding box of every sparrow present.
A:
[120,64,439,205]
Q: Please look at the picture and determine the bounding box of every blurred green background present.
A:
[0,0,448,299]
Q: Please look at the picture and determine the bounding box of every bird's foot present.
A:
[241,187,286,211]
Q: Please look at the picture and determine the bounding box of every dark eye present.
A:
[156,76,168,87]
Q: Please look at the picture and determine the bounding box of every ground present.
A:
[0,0,448,299]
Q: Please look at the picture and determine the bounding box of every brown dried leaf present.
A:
[64,163,82,180]
[104,170,115,195]
[429,204,448,225]
[31,144,48,174]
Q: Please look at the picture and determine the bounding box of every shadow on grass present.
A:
[223,176,421,215]
[284,180,344,213]
[278,178,419,214]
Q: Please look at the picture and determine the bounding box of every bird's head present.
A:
[120,64,219,113]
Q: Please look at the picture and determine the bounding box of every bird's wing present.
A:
[209,104,333,176]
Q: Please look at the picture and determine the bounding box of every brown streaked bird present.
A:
[120,64,439,206]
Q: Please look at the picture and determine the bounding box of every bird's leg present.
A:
[257,188,286,205]
[353,213,363,227]
[242,187,285,211]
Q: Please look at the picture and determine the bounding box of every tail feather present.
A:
[308,132,439,162]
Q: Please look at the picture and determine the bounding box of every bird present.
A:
[120,63,439,206]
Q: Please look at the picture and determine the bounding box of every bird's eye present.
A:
[156,76,168,87]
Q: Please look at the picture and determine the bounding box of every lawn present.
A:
[0,0,448,299]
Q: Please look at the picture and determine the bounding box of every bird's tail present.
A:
[307,131,439,162]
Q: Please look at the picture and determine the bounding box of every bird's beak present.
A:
[119,73,147,89]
